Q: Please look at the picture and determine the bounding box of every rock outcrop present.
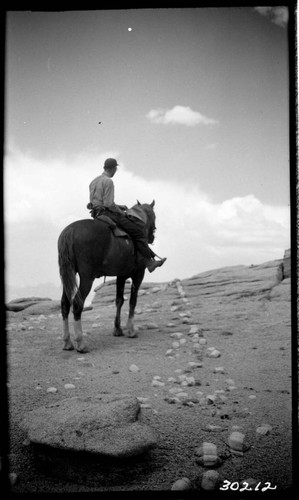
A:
[21,394,157,459]
[93,253,291,307]
[6,297,54,312]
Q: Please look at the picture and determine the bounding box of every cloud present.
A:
[4,148,290,287]
[254,6,288,28]
[146,105,219,127]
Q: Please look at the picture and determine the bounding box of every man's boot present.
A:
[146,257,167,273]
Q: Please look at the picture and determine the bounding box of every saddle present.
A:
[96,214,129,238]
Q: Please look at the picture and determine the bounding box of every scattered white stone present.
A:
[214,367,225,374]
[165,349,174,356]
[35,385,42,391]
[199,338,207,345]
[256,424,272,435]
[38,315,47,321]
[167,322,175,327]
[153,375,162,380]
[169,387,181,394]
[176,392,189,398]
[64,383,76,390]
[228,431,246,455]
[129,364,140,372]
[172,341,180,349]
[152,287,161,293]
[47,387,58,393]
[179,311,191,317]
[165,396,180,404]
[179,338,187,345]
[91,323,100,328]
[192,343,201,350]
[174,368,183,373]
[248,394,257,399]
[188,361,202,368]
[77,357,85,361]
[9,472,18,486]
[195,442,222,467]
[171,305,180,312]
[170,332,183,338]
[189,325,200,334]
[207,394,218,405]
[151,379,165,387]
[201,470,221,491]
[207,349,221,358]
[196,391,204,397]
[167,377,176,383]
[185,376,196,386]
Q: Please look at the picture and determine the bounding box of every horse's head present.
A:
[135,200,156,244]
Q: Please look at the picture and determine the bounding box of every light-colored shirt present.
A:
[89,172,118,210]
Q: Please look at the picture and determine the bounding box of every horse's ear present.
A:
[150,200,155,208]
[137,200,141,205]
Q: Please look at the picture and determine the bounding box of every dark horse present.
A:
[57,201,156,353]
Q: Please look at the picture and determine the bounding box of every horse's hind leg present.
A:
[72,276,94,353]
[127,269,145,338]
[113,276,126,337]
[61,289,74,350]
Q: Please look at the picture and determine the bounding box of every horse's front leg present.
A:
[113,277,126,336]
[127,269,145,338]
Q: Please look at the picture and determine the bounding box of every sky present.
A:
[4,6,292,300]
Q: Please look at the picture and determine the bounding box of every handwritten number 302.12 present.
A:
[220,480,277,492]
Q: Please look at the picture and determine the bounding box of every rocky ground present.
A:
[5,259,294,494]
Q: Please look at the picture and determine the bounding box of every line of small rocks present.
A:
[138,279,273,492]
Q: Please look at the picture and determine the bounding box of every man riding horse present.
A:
[87,158,167,273]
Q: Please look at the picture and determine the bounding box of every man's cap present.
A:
[104,158,119,169]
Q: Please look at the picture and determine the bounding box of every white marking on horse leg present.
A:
[74,319,89,353]
[127,317,138,338]
[62,319,74,350]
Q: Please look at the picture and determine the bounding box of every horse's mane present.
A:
[131,202,156,243]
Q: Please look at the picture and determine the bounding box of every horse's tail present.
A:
[58,226,79,304]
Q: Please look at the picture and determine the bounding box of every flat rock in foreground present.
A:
[21,394,157,458]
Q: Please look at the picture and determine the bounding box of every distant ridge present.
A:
[6,282,62,302]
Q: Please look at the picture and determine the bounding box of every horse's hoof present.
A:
[113,328,124,337]
[63,342,75,351]
[76,345,89,353]
[128,331,138,338]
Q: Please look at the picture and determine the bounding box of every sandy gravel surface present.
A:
[6,272,294,494]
